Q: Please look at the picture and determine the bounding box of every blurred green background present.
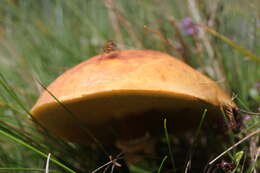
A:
[0,0,259,172]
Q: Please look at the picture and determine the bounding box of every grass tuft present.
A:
[0,0,259,172]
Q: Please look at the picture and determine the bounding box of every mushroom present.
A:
[31,50,237,151]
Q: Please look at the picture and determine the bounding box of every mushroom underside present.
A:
[32,90,226,145]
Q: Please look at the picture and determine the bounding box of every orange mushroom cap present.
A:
[31,50,237,145]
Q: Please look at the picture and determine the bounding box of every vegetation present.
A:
[0,0,259,172]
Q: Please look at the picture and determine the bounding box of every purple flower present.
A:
[186,28,198,35]
[181,17,193,27]
[180,17,199,36]
[243,115,251,121]
[217,161,236,172]
[255,82,260,89]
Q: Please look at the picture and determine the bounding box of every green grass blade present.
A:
[157,155,168,173]
[35,79,107,156]
[164,118,176,172]
[188,109,207,152]
[0,73,29,115]
[0,168,59,173]
[194,109,207,143]
[200,26,260,63]
[0,129,76,173]
[129,165,150,173]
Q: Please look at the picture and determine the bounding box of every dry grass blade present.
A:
[187,0,214,61]
[45,153,51,173]
[184,160,191,173]
[143,25,183,59]
[91,153,123,173]
[103,0,124,45]
[168,18,192,64]
[209,129,260,165]
[103,0,142,48]
[187,0,228,88]
[251,147,260,173]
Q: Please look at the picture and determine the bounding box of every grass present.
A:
[0,0,259,172]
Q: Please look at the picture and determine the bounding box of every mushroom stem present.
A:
[116,133,156,163]
[111,112,157,162]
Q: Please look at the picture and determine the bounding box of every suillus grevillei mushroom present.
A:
[31,50,237,150]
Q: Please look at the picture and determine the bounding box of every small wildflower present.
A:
[255,82,260,88]
[185,27,197,35]
[217,161,236,173]
[180,17,199,36]
[243,115,251,121]
[255,82,260,92]
[181,17,193,27]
